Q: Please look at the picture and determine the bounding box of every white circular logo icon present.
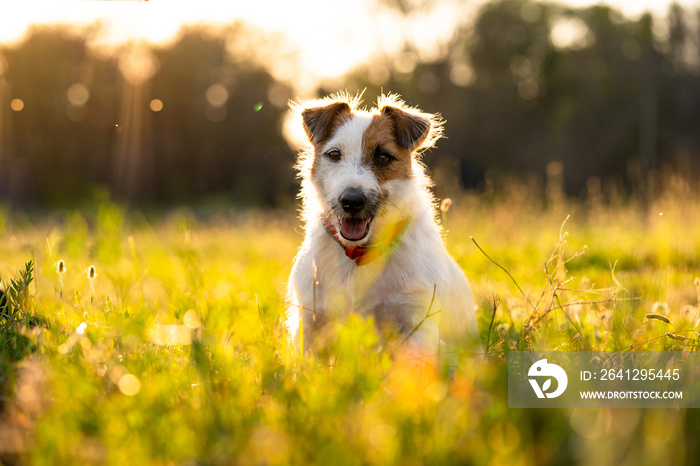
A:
[528,359,568,398]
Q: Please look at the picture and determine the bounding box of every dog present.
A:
[286,93,479,366]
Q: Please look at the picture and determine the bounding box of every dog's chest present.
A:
[317,248,391,315]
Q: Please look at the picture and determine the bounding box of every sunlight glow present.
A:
[149,324,193,346]
[550,16,593,49]
[0,0,693,92]
[118,46,157,85]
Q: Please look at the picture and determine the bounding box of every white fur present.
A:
[315,114,378,213]
[286,101,479,364]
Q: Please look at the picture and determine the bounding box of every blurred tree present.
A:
[0,25,296,207]
[0,27,113,205]
[149,27,295,205]
[2,1,700,206]
[337,0,700,197]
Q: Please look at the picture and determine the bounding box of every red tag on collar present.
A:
[322,218,367,260]
[322,216,408,266]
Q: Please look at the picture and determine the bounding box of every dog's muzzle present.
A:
[338,188,374,241]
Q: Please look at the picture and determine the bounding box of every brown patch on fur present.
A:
[302,102,352,145]
[380,105,431,151]
[302,102,352,180]
[362,108,430,183]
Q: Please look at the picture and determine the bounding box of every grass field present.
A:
[1,185,700,465]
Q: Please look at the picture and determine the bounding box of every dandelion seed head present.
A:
[496,323,509,339]
[681,305,697,321]
[76,322,87,334]
[652,302,669,314]
[510,307,524,322]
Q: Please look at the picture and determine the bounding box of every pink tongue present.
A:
[340,218,370,240]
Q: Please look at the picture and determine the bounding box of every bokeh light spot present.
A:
[267,84,289,108]
[66,105,86,122]
[149,324,193,346]
[450,62,474,87]
[150,98,164,112]
[10,98,24,111]
[118,46,158,85]
[206,83,229,107]
[118,374,141,396]
[205,104,227,123]
[550,16,593,50]
[183,309,201,329]
[67,83,90,107]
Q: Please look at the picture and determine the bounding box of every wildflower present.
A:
[645,314,670,324]
[56,259,66,300]
[87,265,97,309]
[651,302,669,315]
[680,305,697,322]
[666,332,687,342]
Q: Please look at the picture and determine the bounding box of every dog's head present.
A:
[297,94,442,245]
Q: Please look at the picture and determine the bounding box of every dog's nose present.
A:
[340,189,366,214]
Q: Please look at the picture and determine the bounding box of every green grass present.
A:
[1,191,699,465]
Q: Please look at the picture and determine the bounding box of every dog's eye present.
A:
[325,149,341,161]
[376,152,394,165]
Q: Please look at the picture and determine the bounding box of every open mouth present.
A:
[339,217,372,241]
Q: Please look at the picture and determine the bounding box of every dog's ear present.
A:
[301,102,352,145]
[381,105,431,152]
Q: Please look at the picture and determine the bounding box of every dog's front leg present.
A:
[286,251,326,357]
